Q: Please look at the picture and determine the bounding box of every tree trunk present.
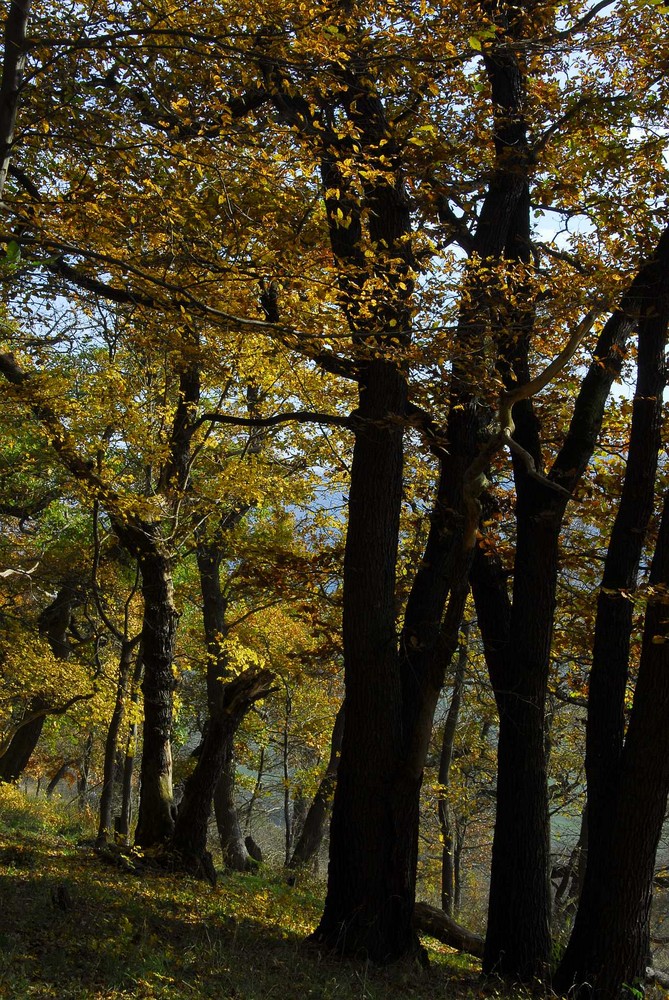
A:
[288,703,345,870]
[438,631,467,916]
[172,667,275,866]
[46,759,71,799]
[556,231,669,997]
[556,493,669,998]
[77,731,93,807]
[97,639,137,846]
[311,359,413,962]
[0,701,47,782]
[132,543,178,848]
[116,653,143,843]
[0,580,78,783]
[213,743,252,871]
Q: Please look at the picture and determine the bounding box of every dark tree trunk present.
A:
[0,702,47,782]
[438,632,467,916]
[46,759,71,799]
[213,743,252,871]
[97,639,137,846]
[130,542,178,848]
[555,231,669,998]
[288,703,345,870]
[477,224,669,984]
[556,494,669,998]
[0,580,78,783]
[311,357,412,962]
[172,667,274,865]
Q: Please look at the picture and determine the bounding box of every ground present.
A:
[0,786,662,1000]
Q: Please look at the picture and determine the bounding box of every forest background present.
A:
[1,0,669,998]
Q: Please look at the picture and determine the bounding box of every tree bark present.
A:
[312,357,412,962]
[556,228,669,997]
[126,540,178,848]
[97,639,138,846]
[213,743,253,871]
[438,631,467,916]
[172,667,274,866]
[556,493,669,998]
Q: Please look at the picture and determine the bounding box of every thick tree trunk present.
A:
[312,359,412,962]
[556,494,669,998]
[132,544,178,848]
[288,703,345,870]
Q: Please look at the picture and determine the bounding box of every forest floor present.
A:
[0,785,657,1000]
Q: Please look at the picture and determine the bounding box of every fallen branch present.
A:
[413,901,484,958]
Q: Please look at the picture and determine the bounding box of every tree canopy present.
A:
[1,1,669,997]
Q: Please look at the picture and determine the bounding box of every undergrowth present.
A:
[0,785,559,1000]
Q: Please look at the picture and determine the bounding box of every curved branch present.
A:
[196,409,352,431]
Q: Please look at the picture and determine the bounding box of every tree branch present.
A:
[195,409,352,431]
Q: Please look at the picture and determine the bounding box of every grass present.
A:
[0,784,638,1000]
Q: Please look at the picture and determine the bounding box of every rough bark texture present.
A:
[312,357,412,962]
[130,542,178,848]
[0,0,31,199]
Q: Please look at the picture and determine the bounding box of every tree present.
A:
[2,1,669,992]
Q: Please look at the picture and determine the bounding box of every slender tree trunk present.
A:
[172,667,274,865]
[555,230,669,997]
[77,731,94,807]
[192,529,270,871]
[213,743,251,871]
[97,639,137,846]
[116,653,143,843]
[288,703,345,870]
[438,631,468,916]
[556,493,669,998]
[46,759,71,799]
